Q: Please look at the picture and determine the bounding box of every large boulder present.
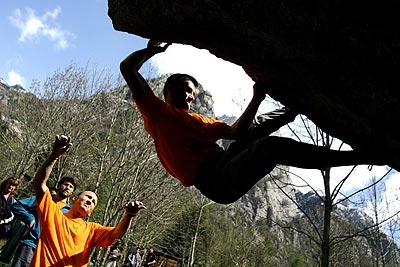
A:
[108,0,400,171]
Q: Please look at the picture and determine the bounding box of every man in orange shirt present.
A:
[10,176,77,266]
[120,40,386,204]
[31,135,146,267]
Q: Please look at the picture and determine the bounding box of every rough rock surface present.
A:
[108,0,400,171]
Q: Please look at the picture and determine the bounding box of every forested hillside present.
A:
[0,65,399,267]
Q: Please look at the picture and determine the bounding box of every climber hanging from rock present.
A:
[120,40,386,204]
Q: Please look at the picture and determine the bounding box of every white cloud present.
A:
[361,171,400,233]
[290,165,393,194]
[8,7,74,49]
[6,70,25,87]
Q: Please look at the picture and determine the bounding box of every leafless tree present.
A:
[272,115,398,267]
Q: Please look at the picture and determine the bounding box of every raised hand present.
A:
[253,81,269,100]
[51,135,72,159]
[146,39,171,53]
[124,200,146,217]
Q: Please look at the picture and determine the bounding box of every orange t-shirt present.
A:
[31,190,115,267]
[135,89,228,186]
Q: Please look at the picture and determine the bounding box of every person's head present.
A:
[163,74,198,111]
[135,247,141,254]
[69,190,98,218]
[148,246,154,253]
[56,176,78,199]
[112,239,124,250]
[0,177,20,195]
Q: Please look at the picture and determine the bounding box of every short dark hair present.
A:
[57,176,78,191]
[0,177,21,193]
[163,73,198,99]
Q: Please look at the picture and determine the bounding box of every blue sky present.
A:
[0,1,147,91]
